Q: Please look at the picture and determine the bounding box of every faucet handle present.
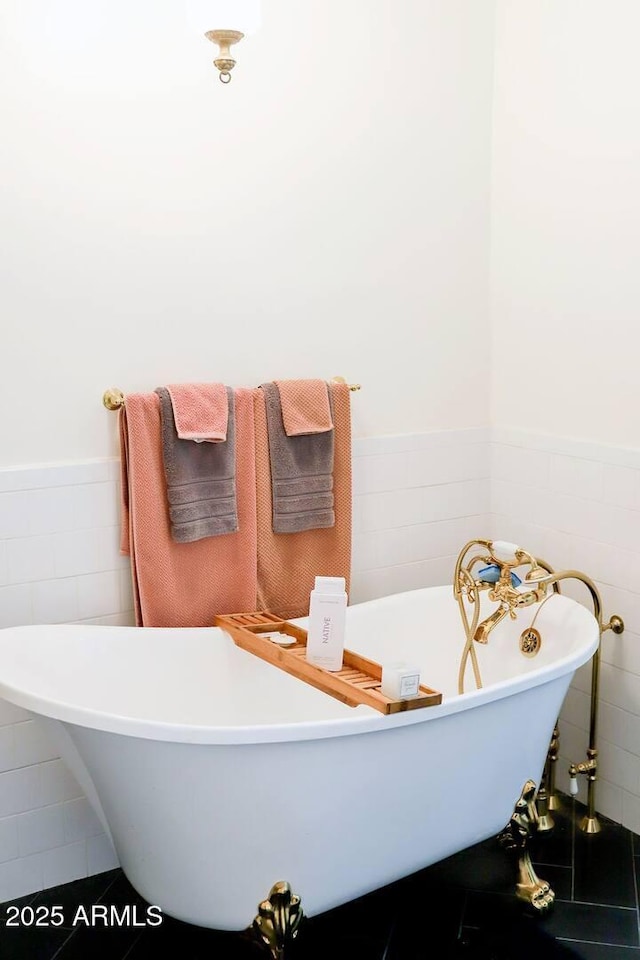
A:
[490,540,522,564]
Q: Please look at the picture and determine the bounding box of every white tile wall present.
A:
[4,426,639,899]
[350,429,491,603]
[0,459,128,902]
[491,427,640,834]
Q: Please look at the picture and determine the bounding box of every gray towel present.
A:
[261,381,335,533]
[155,386,238,543]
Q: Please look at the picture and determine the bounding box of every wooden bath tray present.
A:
[214,611,442,715]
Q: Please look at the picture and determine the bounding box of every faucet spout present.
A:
[473,604,510,644]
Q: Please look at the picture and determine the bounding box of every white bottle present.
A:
[305,576,347,672]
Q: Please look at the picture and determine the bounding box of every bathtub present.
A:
[0,586,598,931]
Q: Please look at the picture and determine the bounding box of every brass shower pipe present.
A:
[454,540,625,835]
[103,378,362,411]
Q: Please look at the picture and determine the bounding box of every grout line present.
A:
[631,829,640,948]
[558,938,640,950]
[48,871,132,960]
[121,929,146,959]
[379,918,398,960]
[532,860,572,870]
[466,889,638,911]
[49,928,78,960]
[96,870,123,904]
[456,890,469,943]
[555,899,638,911]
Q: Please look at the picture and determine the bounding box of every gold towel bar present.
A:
[102,378,361,411]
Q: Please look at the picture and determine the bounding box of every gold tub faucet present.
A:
[453,537,625,835]
[468,541,547,644]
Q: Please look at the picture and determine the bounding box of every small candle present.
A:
[381,662,421,700]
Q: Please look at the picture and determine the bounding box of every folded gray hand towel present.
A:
[261,381,335,534]
[155,386,238,543]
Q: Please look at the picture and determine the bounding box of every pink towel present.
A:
[166,383,228,442]
[255,380,352,620]
[119,389,257,627]
[274,379,334,436]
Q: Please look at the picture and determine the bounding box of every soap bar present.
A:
[261,631,297,646]
[380,662,421,700]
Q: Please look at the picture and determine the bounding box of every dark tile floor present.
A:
[1,794,639,959]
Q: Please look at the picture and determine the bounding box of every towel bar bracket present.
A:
[103,388,126,411]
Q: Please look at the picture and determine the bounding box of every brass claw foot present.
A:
[251,881,304,960]
[497,779,555,915]
[515,857,555,913]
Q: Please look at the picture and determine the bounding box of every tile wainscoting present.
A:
[0,459,132,902]
[491,428,640,836]
[0,428,490,901]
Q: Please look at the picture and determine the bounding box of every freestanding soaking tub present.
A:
[0,586,598,933]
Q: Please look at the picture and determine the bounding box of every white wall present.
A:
[491,0,640,445]
[0,0,495,468]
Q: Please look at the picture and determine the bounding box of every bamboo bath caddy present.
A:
[214,611,442,715]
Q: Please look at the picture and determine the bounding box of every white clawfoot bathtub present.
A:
[0,586,598,931]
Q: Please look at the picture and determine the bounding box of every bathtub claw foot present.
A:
[251,881,304,960]
[498,779,554,915]
[516,874,555,914]
[515,850,555,914]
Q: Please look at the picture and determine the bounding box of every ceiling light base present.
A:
[205,29,245,83]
